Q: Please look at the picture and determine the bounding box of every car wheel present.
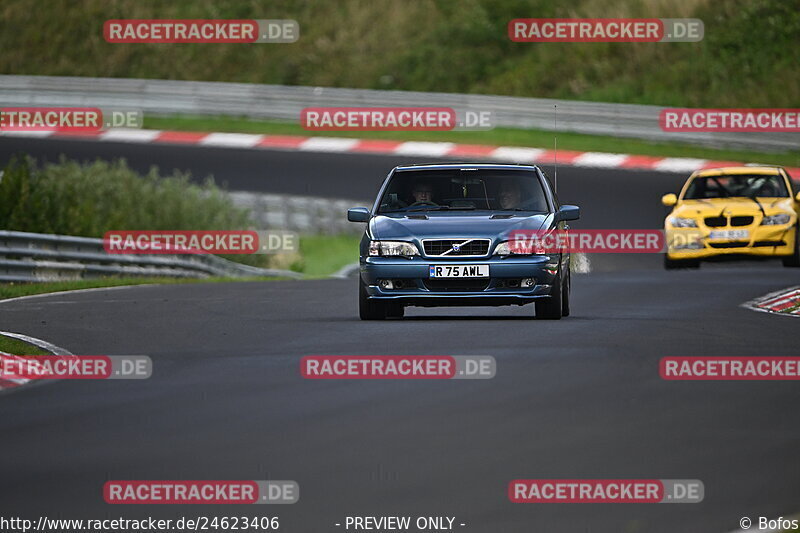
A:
[359,278,387,320]
[561,268,571,317]
[535,271,563,320]
[782,226,800,267]
[663,255,700,270]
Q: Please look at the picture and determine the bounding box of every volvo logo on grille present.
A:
[452,243,462,252]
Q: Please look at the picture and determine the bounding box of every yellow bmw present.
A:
[662,166,800,269]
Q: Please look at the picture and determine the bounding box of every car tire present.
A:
[663,255,700,270]
[359,278,387,320]
[782,226,800,267]
[561,268,571,317]
[535,271,563,320]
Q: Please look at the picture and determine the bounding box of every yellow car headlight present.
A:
[761,214,792,226]
[669,216,698,228]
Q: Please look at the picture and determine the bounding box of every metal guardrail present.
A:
[1,74,796,151]
[229,191,366,235]
[0,230,303,282]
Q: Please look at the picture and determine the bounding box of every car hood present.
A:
[672,197,796,218]
[369,213,551,241]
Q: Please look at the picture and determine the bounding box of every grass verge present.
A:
[0,277,280,301]
[0,334,50,356]
[144,115,800,169]
[296,234,361,278]
[0,235,361,299]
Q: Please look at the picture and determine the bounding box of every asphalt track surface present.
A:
[1,137,799,533]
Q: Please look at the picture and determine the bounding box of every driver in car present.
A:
[410,182,438,206]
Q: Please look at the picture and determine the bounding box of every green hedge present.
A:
[0,156,270,267]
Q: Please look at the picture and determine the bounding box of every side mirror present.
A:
[795,192,800,202]
[662,193,678,207]
[347,207,371,223]
[557,205,580,221]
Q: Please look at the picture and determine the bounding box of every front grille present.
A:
[704,216,727,227]
[705,216,755,227]
[424,279,490,292]
[731,216,754,226]
[422,239,490,257]
[753,240,786,247]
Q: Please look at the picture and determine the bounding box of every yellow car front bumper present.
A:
[665,225,796,260]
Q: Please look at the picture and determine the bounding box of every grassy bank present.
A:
[1,0,797,107]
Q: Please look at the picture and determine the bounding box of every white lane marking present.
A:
[199,132,264,147]
[572,152,629,168]
[0,331,73,356]
[654,158,708,173]
[0,333,71,393]
[330,262,360,279]
[0,130,54,138]
[489,147,546,162]
[0,284,157,306]
[394,141,455,157]
[101,129,162,143]
[299,137,360,152]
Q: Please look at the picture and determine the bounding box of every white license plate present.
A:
[429,264,489,278]
[709,230,749,240]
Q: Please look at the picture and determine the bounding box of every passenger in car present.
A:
[497,181,542,210]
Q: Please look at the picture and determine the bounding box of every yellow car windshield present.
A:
[684,174,789,199]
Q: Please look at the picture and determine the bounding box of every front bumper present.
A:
[360,255,559,307]
[666,225,796,260]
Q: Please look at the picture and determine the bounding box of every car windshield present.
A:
[377,169,549,214]
[683,174,789,199]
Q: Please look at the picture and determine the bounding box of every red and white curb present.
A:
[0,330,72,392]
[741,286,800,317]
[3,128,797,179]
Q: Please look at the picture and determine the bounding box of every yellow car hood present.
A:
[672,197,795,218]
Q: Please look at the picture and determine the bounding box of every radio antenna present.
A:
[553,104,558,193]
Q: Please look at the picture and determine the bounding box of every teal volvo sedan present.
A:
[347,164,580,320]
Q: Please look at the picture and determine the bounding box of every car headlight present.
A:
[761,214,792,225]
[368,240,419,257]
[669,217,698,228]
[494,240,544,256]
[494,241,513,255]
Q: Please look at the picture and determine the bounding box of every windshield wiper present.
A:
[407,205,477,211]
